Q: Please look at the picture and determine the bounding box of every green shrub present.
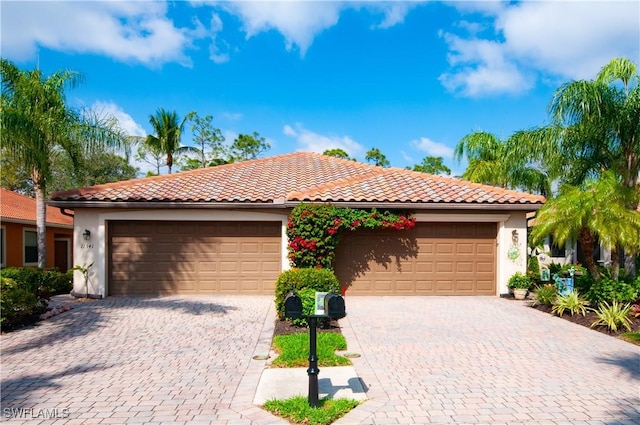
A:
[591,300,633,333]
[548,262,562,275]
[574,272,595,296]
[532,284,557,306]
[274,268,341,324]
[508,272,532,289]
[0,267,42,293]
[0,277,44,327]
[42,270,73,295]
[552,291,590,317]
[0,267,72,297]
[586,277,639,306]
[527,256,541,282]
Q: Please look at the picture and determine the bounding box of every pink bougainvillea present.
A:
[286,203,415,269]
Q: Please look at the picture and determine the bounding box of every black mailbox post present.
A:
[282,291,346,408]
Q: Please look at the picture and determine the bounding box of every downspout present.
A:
[59,208,74,218]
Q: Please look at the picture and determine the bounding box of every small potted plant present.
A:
[508,272,532,300]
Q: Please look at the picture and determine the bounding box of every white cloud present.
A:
[439,33,532,97]
[283,123,364,156]
[0,2,198,67]
[372,3,416,29]
[212,1,418,56]
[410,137,454,158]
[91,101,146,137]
[498,1,639,80]
[208,13,230,64]
[217,1,343,56]
[441,1,640,96]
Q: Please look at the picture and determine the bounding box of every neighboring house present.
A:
[0,188,74,271]
[50,152,544,298]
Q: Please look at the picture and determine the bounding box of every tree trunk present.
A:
[578,228,599,281]
[33,170,47,269]
[624,250,637,279]
[610,245,620,281]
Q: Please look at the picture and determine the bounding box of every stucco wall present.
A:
[2,221,72,269]
[73,208,532,297]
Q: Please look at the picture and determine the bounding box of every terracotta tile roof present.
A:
[50,152,545,208]
[1,188,73,226]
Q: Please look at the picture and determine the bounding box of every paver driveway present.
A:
[336,297,640,425]
[2,296,639,425]
[1,296,286,425]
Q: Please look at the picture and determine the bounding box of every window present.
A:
[549,235,566,258]
[24,229,38,265]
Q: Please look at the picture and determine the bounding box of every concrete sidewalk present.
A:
[253,366,368,405]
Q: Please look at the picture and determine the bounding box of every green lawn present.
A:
[271,332,351,368]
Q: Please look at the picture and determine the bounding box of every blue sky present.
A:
[2,1,639,176]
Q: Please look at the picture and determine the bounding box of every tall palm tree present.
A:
[145,109,194,174]
[454,131,551,196]
[514,57,640,276]
[1,59,124,268]
[531,172,640,281]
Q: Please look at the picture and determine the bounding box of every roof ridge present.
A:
[287,165,385,200]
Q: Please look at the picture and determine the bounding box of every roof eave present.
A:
[0,217,73,229]
[48,199,544,211]
[47,200,289,209]
[284,201,544,211]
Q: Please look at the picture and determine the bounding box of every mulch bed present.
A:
[526,301,640,339]
[273,319,342,336]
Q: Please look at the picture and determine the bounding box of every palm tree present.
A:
[531,172,640,281]
[454,131,551,196]
[1,59,125,268]
[145,109,194,174]
[513,57,640,276]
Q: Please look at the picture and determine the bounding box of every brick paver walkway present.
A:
[336,296,640,425]
[1,296,286,424]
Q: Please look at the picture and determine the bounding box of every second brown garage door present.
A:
[108,221,281,295]
[334,222,497,295]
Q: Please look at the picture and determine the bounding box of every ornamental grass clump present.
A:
[532,284,557,307]
[551,291,590,317]
[591,300,633,332]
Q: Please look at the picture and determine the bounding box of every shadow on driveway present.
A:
[1,296,238,356]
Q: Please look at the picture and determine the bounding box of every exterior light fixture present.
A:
[82,229,91,241]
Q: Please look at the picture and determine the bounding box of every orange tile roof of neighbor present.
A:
[1,188,73,226]
[50,152,546,209]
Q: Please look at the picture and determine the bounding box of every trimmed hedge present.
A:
[0,268,72,328]
[0,267,72,296]
[274,268,341,326]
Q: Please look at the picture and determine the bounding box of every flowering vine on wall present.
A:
[287,203,416,270]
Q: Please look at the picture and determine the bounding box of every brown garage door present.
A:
[334,222,496,295]
[108,221,281,295]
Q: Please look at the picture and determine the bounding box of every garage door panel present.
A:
[477,243,495,255]
[335,222,496,295]
[108,221,281,295]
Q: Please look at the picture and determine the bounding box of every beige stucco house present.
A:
[49,152,544,298]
